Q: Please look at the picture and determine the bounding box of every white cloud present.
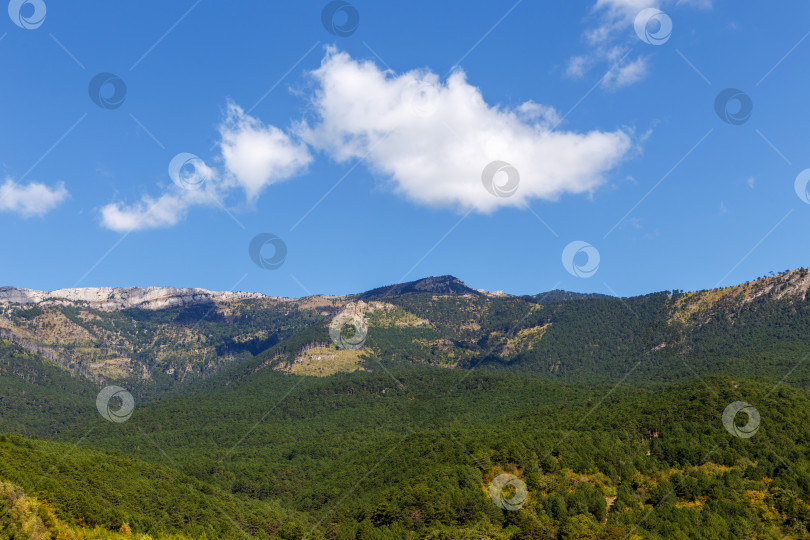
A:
[0,179,68,217]
[219,103,312,200]
[100,105,311,232]
[602,57,649,89]
[626,216,643,229]
[100,49,635,229]
[566,55,591,79]
[100,160,222,232]
[589,0,663,43]
[101,193,194,232]
[588,0,710,43]
[298,49,632,212]
[570,0,711,87]
[100,158,221,232]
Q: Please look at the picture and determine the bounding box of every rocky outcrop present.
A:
[741,268,810,302]
[476,289,509,298]
[0,286,275,311]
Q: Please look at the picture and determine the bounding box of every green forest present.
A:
[2,272,810,538]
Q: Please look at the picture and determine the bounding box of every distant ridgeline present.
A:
[1,269,810,390]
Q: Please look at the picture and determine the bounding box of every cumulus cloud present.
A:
[298,49,632,212]
[100,106,311,232]
[0,179,68,217]
[100,49,635,229]
[219,103,312,200]
[100,157,220,232]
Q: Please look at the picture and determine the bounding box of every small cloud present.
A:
[515,100,562,127]
[99,192,213,232]
[569,0,712,89]
[99,104,311,232]
[566,55,590,79]
[219,102,312,201]
[0,179,69,217]
[602,57,649,90]
[587,0,657,45]
[719,201,728,214]
[95,163,115,178]
[626,216,643,229]
[746,176,755,189]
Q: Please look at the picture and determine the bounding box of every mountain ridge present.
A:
[0,286,274,311]
[5,267,807,311]
[2,267,810,390]
[0,275,491,310]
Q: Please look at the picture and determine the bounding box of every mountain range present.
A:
[2,270,810,538]
[2,268,810,391]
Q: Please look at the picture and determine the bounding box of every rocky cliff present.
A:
[0,286,274,311]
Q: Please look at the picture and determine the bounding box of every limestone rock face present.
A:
[0,286,271,311]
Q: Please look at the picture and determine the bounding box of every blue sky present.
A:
[1,0,809,298]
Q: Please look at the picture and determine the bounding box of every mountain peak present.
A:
[527,289,613,302]
[358,275,480,299]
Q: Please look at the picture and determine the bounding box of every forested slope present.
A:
[3,270,810,537]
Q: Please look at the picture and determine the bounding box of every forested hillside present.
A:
[2,270,810,538]
[3,369,810,538]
